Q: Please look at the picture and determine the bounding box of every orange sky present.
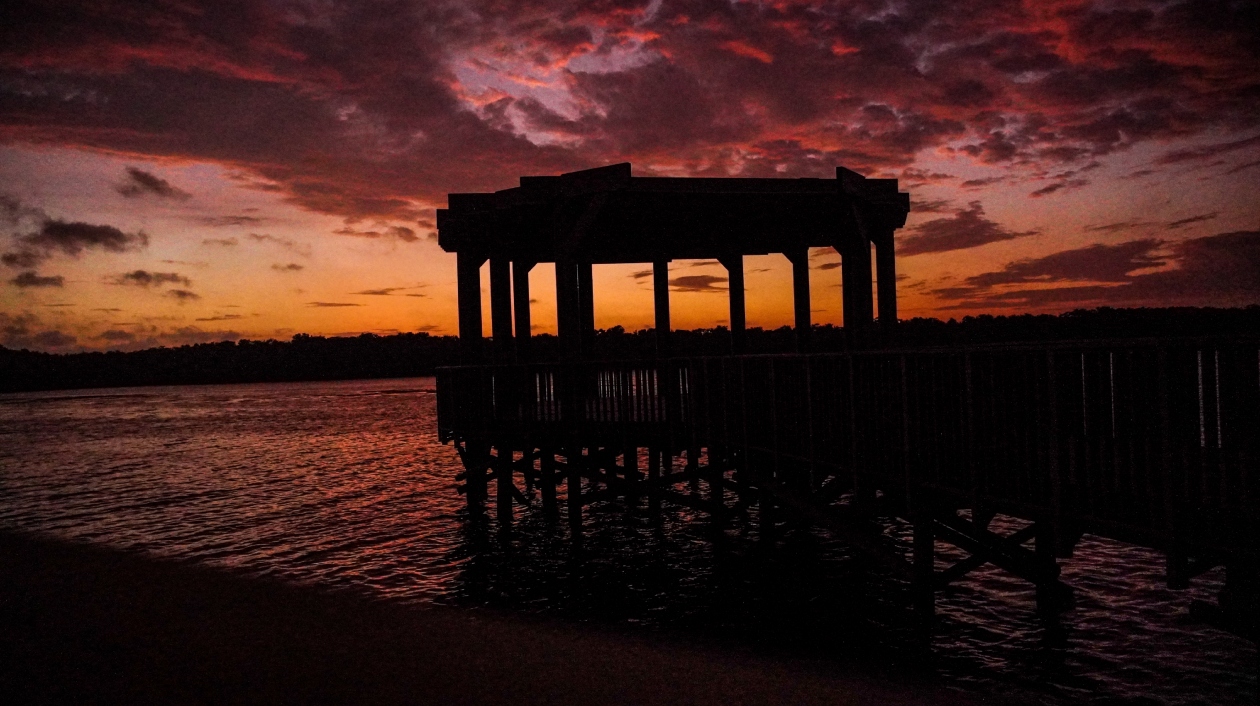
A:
[2,1,1258,351]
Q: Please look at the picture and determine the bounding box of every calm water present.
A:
[0,378,1253,704]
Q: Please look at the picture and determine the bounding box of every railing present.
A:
[437,338,1259,556]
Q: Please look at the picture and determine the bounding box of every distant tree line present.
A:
[2,306,1257,393]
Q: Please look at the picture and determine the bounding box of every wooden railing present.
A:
[437,338,1259,557]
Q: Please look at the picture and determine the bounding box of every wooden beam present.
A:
[578,261,595,353]
[874,230,897,328]
[653,260,671,357]
[785,248,811,351]
[720,255,746,354]
[490,258,513,361]
[456,251,486,361]
[555,260,582,359]
[513,261,535,361]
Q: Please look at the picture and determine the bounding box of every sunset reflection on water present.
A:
[0,378,1253,705]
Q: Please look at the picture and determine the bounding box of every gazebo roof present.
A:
[436,163,909,264]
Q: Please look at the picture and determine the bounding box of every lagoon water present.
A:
[0,377,1253,704]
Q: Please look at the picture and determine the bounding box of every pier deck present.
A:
[438,337,1259,638]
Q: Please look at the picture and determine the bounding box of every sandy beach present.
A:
[0,531,995,705]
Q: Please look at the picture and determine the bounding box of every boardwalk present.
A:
[435,164,1257,640]
[438,338,1259,638]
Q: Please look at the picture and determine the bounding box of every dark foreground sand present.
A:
[0,532,993,705]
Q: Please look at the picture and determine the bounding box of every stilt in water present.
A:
[495,443,514,534]
[567,447,584,542]
[540,449,558,519]
[913,513,935,635]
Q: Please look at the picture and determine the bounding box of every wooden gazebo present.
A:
[437,163,910,359]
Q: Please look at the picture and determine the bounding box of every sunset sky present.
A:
[2,0,1258,352]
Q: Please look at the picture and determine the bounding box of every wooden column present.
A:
[647,447,662,518]
[874,231,898,329]
[839,237,873,331]
[540,449,558,518]
[490,258,513,361]
[786,248,811,352]
[567,448,583,537]
[513,261,535,361]
[556,260,582,359]
[653,260,671,357]
[495,444,513,531]
[456,251,485,361]
[720,255,746,354]
[578,261,595,353]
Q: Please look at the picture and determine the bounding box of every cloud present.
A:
[116,167,190,200]
[166,289,200,302]
[0,312,76,350]
[333,223,420,242]
[2,214,149,268]
[111,270,191,287]
[247,233,311,257]
[669,274,727,293]
[195,314,243,321]
[98,329,136,342]
[0,0,1257,246]
[271,262,304,272]
[1165,212,1218,229]
[899,202,1040,256]
[197,215,266,227]
[934,231,1260,309]
[307,302,362,307]
[202,237,238,246]
[10,271,64,287]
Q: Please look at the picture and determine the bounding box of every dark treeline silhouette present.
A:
[2,306,1257,393]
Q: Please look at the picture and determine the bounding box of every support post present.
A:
[556,260,582,359]
[456,251,486,361]
[578,261,595,353]
[874,231,897,329]
[513,261,534,361]
[647,447,662,519]
[490,258,513,361]
[495,444,513,532]
[540,449,558,518]
[786,248,811,352]
[720,255,746,354]
[913,515,935,631]
[839,237,873,332]
[653,260,671,357]
[567,448,583,537]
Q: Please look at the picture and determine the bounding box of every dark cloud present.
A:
[0,0,1256,240]
[247,233,310,257]
[202,237,238,246]
[307,302,362,307]
[10,271,64,287]
[98,329,136,342]
[1154,134,1260,166]
[333,224,419,242]
[166,289,200,302]
[116,167,190,199]
[195,314,243,321]
[669,274,727,293]
[271,262,304,272]
[0,313,76,350]
[934,232,1260,309]
[2,216,149,268]
[111,270,191,287]
[899,202,1039,256]
[1029,178,1089,198]
[353,287,403,295]
[197,215,267,227]
[1165,212,1218,229]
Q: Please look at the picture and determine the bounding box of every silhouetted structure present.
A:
[437,162,908,359]
[445,165,1255,641]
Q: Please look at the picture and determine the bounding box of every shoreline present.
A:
[0,531,992,705]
